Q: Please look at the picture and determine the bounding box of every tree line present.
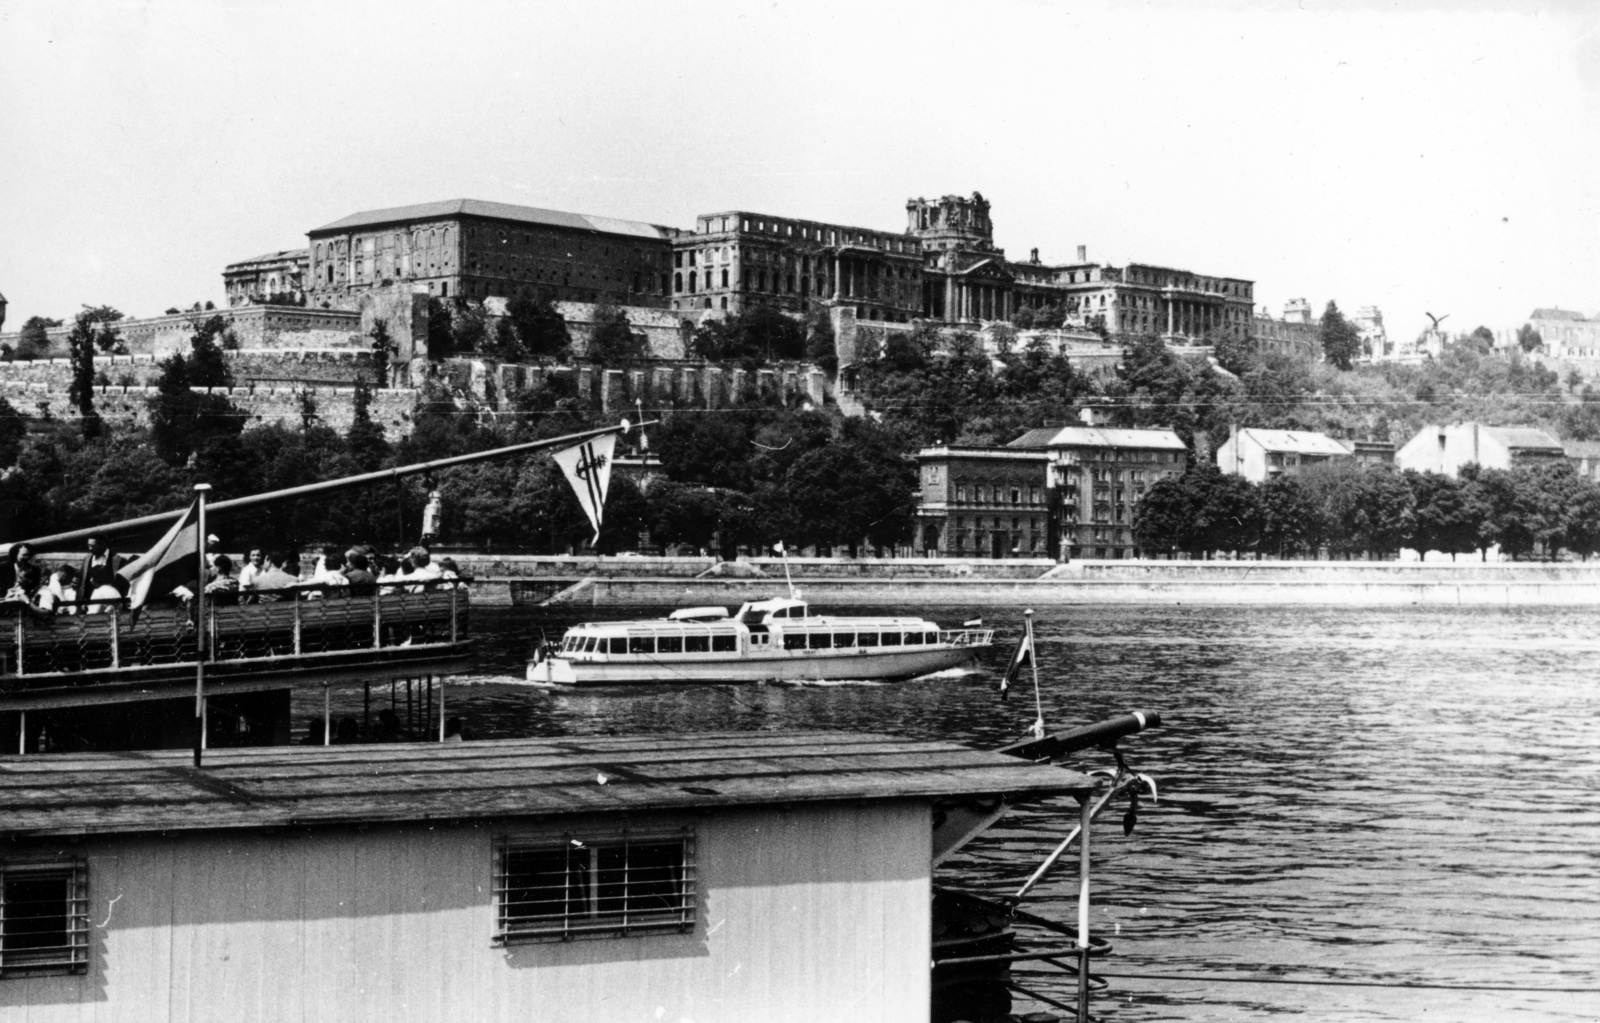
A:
[1133,459,1600,561]
[0,314,916,560]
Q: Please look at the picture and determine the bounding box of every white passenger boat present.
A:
[525,597,995,685]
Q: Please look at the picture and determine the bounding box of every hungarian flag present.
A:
[999,617,1034,702]
[554,433,616,545]
[118,500,201,610]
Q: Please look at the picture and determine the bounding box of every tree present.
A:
[689,305,806,364]
[1517,324,1543,353]
[346,378,390,472]
[426,298,454,359]
[805,309,837,374]
[506,294,571,359]
[369,320,397,389]
[586,300,645,363]
[449,301,489,354]
[1257,474,1320,557]
[1209,328,1255,376]
[16,316,61,359]
[66,308,111,438]
[1407,471,1481,560]
[0,396,26,468]
[147,317,245,464]
[781,438,915,555]
[1320,301,1361,370]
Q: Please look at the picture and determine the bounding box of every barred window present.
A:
[1,858,88,978]
[495,831,694,944]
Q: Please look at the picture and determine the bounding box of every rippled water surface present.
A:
[304,604,1600,1020]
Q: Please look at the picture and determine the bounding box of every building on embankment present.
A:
[914,417,1187,561]
[1395,422,1566,476]
[0,732,1088,1023]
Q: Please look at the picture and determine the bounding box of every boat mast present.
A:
[5,420,649,554]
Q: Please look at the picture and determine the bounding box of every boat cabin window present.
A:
[835,633,855,648]
[857,632,879,647]
[880,632,901,647]
[495,831,695,944]
[629,636,656,655]
[685,635,710,653]
[783,633,807,651]
[0,858,89,977]
[584,637,599,653]
[608,637,627,655]
[808,632,832,649]
[658,636,683,654]
[736,634,760,649]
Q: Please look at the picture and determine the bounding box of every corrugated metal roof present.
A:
[1238,429,1352,455]
[1483,426,1563,451]
[1012,426,1186,451]
[0,732,1091,839]
[310,199,673,240]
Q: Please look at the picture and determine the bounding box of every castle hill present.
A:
[0,186,1596,593]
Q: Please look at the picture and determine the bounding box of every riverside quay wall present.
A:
[446,555,1600,607]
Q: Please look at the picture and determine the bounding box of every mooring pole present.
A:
[437,676,445,742]
[364,681,371,739]
[194,483,211,768]
[323,684,331,746]
[1076,792,1092,1023]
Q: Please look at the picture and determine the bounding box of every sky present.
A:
[2,0,1598,344]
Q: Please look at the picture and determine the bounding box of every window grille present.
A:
[495,830,694,944]
[0,858,88,978]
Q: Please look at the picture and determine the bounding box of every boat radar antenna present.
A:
[774,541,799,600]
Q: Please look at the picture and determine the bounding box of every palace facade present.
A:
[302,199,680,311]
[228,192,1253,343]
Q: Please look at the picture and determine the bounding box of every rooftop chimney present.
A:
[1076,244,1087,262]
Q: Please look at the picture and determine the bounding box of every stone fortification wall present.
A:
[2,380,416,440]
[556,301,689,360]
[0,348,377,391]
[0,306,363,359]
[477,358,827,412]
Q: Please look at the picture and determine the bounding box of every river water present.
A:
[303,603,1600,1021]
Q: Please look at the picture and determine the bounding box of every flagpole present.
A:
[1026,608,1045,738]
[193,483,210,769]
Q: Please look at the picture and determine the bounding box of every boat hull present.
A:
[527,643,987,685]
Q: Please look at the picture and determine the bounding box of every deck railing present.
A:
[0,582,469,681]
[938,628,995,647]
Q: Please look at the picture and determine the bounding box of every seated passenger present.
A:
[2,544,41,605]
[40,565,79,615]
[407,547,442,592]
[252,553,302,601]
[203,554,240,606]
[341,552,379,596]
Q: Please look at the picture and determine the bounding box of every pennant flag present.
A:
[119,500,201,610]
[554,433,616,544]
[999,618,1034,702]
[773,541,786,554]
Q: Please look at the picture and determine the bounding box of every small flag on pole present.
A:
[999,616,1034,702]
[554,433,616,545]
[118,500,201,611]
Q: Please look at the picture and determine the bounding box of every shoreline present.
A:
[444,556,1600,607]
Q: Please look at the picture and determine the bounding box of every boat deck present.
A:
[0,585,472,710]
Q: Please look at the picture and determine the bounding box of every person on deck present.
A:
[407,547,442,592]
[2,544,41,604]
[203,554,240,605]
[238,549,264,593]
[341,551,378,596]
[77,536,126,611]
[40,565,79,614]
[252,553,302,601]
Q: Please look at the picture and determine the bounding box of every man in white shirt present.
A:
[238,549,264,593]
